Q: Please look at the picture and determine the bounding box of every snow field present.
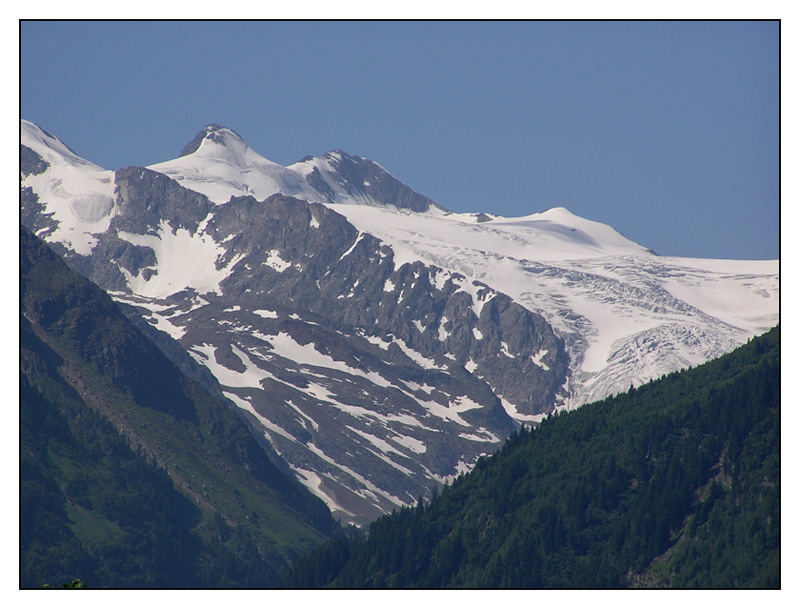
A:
[117,220,243,298]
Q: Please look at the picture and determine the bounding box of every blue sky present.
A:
[20,20,779,259]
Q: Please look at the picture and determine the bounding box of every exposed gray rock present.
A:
[20,187,59,241]
[313,150,442,213]
[20,144,48,177]
[305,166,337,203]
[20,147,58,239]
[113,165,214,235]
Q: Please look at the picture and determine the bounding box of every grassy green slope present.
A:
[20,226,339,588]
[284,326,779,588]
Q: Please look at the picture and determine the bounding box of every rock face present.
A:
[20,145,58,239]
[20,121,568,524]
[293,150,440,212]
[21,144,49,176]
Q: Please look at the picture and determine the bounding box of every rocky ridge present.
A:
[20,122,568,524]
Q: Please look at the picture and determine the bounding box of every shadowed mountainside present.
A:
[20,226,340,588]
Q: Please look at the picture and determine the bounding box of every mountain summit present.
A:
[147,123,443,212]
[289,149,442,212]
[178,123,249,158]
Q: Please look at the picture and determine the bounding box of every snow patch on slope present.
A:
[264,331,394,388]
[290,466,355,517]
[117,220,241,298]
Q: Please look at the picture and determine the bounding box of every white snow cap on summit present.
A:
[147,124,309,204]
[21,119,106,171]
[145,124,439,212]
[178,124,251,162]
[490,205,653,257]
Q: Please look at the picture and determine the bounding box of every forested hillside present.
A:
[284,326,780,588]
[20,227,339,588]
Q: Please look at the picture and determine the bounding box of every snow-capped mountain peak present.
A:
[487,205,655,258]
[147,124,292,203]
[21,119,105,171]
[143,123,441,213]
[536,206,652,252]
[287,148,444,212]
[175,123,276,172]
[178,123,248,157]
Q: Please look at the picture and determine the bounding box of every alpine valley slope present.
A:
[20,120,778,525]
[20,225,339,587]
